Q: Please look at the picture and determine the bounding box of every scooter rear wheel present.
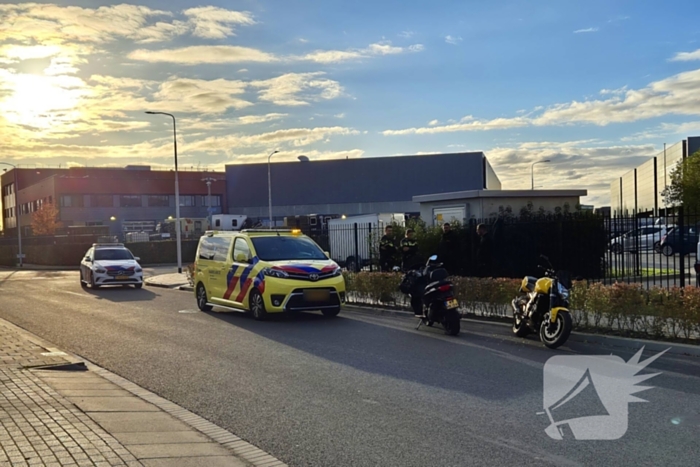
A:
[443,309,461,336]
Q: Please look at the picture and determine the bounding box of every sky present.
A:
[2,1,700,206]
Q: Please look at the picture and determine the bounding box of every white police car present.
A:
[80,243,144,289]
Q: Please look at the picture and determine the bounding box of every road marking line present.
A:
[59,291,91,298]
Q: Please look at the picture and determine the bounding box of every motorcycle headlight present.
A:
[262,268,289,279]
[557,282,570,301]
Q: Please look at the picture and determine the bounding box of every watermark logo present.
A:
[540,346,668,440]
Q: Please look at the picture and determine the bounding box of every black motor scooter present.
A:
[399,255,461,336]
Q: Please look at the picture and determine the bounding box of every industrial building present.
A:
[1,166,226,237]
[225,152,501,220]
[610,136,700,216]
[413,189,588,225]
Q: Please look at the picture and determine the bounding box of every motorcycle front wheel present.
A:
[442,308,461,336]
[540,311,572,349]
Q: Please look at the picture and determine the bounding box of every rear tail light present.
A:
[438,284,451,292]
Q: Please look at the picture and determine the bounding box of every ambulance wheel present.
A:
[196,284,212,311]
[250,290,268,321]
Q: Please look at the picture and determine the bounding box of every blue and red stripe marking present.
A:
[224,257,261,301]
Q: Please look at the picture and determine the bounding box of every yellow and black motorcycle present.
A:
[511,255,573,349]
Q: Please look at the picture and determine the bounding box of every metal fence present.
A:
[303,215,609,279]
[306,213,700,289]
[601,212,699,288]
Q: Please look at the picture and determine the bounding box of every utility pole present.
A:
[202,177,217,228]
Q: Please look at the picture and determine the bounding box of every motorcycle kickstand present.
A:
[415,318,424,330]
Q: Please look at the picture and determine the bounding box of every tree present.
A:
[662,150,700,213]
[31,202,61,236]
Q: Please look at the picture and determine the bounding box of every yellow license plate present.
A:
[446,299,459,309]
[304,290,330,302]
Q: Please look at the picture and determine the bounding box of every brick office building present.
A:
[1,166,226,237]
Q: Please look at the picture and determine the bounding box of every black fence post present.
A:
[353,223,359,272]
[368,223,373,272]
[679,207,685,288]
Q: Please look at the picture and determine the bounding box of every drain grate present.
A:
[26,362,88,372]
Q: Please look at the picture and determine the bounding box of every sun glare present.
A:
[0,71,84,131]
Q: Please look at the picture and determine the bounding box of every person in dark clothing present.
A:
[437,223,460,275]
[379,225,397,272]
[400,229,419,269]
[476,223,493,277]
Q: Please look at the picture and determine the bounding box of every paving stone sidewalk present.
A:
[144,273,191,291]
[0,319,284,467]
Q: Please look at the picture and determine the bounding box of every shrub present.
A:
[185,263,195,287]
[341,271,699,343]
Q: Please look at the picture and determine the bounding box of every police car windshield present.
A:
[94,249,133,261]
[252,236,326,261]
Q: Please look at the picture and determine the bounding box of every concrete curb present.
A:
[343,304,700,358]
[0,316,287,467]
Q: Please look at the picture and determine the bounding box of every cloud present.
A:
[574,27,599,34]
[670,48,700,62]
[127,45,278,65]
[384,67,700,135]
[237,113,288,125]
[250,72,343,106]
[0,4,256,46]
[398,31,414,39]
[444,35,463,45]
[297,41,423,63]
[486,141,658,204]
[183,6,255,39]
[0,3,178,43]
[187,126,360,153]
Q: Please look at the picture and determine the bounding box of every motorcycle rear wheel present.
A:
[443,309,461,336]
[540,311,572,349]
[512,301,530,337]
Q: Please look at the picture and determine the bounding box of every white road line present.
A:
[59,290,91,298]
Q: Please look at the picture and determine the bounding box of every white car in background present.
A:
[609,225,671,254]
[80,243,144,289]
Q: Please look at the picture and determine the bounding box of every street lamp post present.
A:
[267,150,279,228]
[202,177,216,228]
[146,111,182,273]
[0,162,23,268]
[531,160,551,190]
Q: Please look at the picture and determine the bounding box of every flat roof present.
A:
[413,189,588,203]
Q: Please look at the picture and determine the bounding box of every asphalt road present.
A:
[1,270,699,467]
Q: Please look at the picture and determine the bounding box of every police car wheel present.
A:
[134,283,143,289]
[80,271,87,288]
[250,290,267,321]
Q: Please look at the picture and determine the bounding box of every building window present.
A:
[120,195,142,208]
[86,221,104,226]
[179,195,196,207]
[199,195,221,207]
[60,194,84,208]
[148,195,170,207]
[92,194,113,207]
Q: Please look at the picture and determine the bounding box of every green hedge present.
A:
[343,272,700,343]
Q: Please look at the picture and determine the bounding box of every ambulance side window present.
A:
[233,238,251,263]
